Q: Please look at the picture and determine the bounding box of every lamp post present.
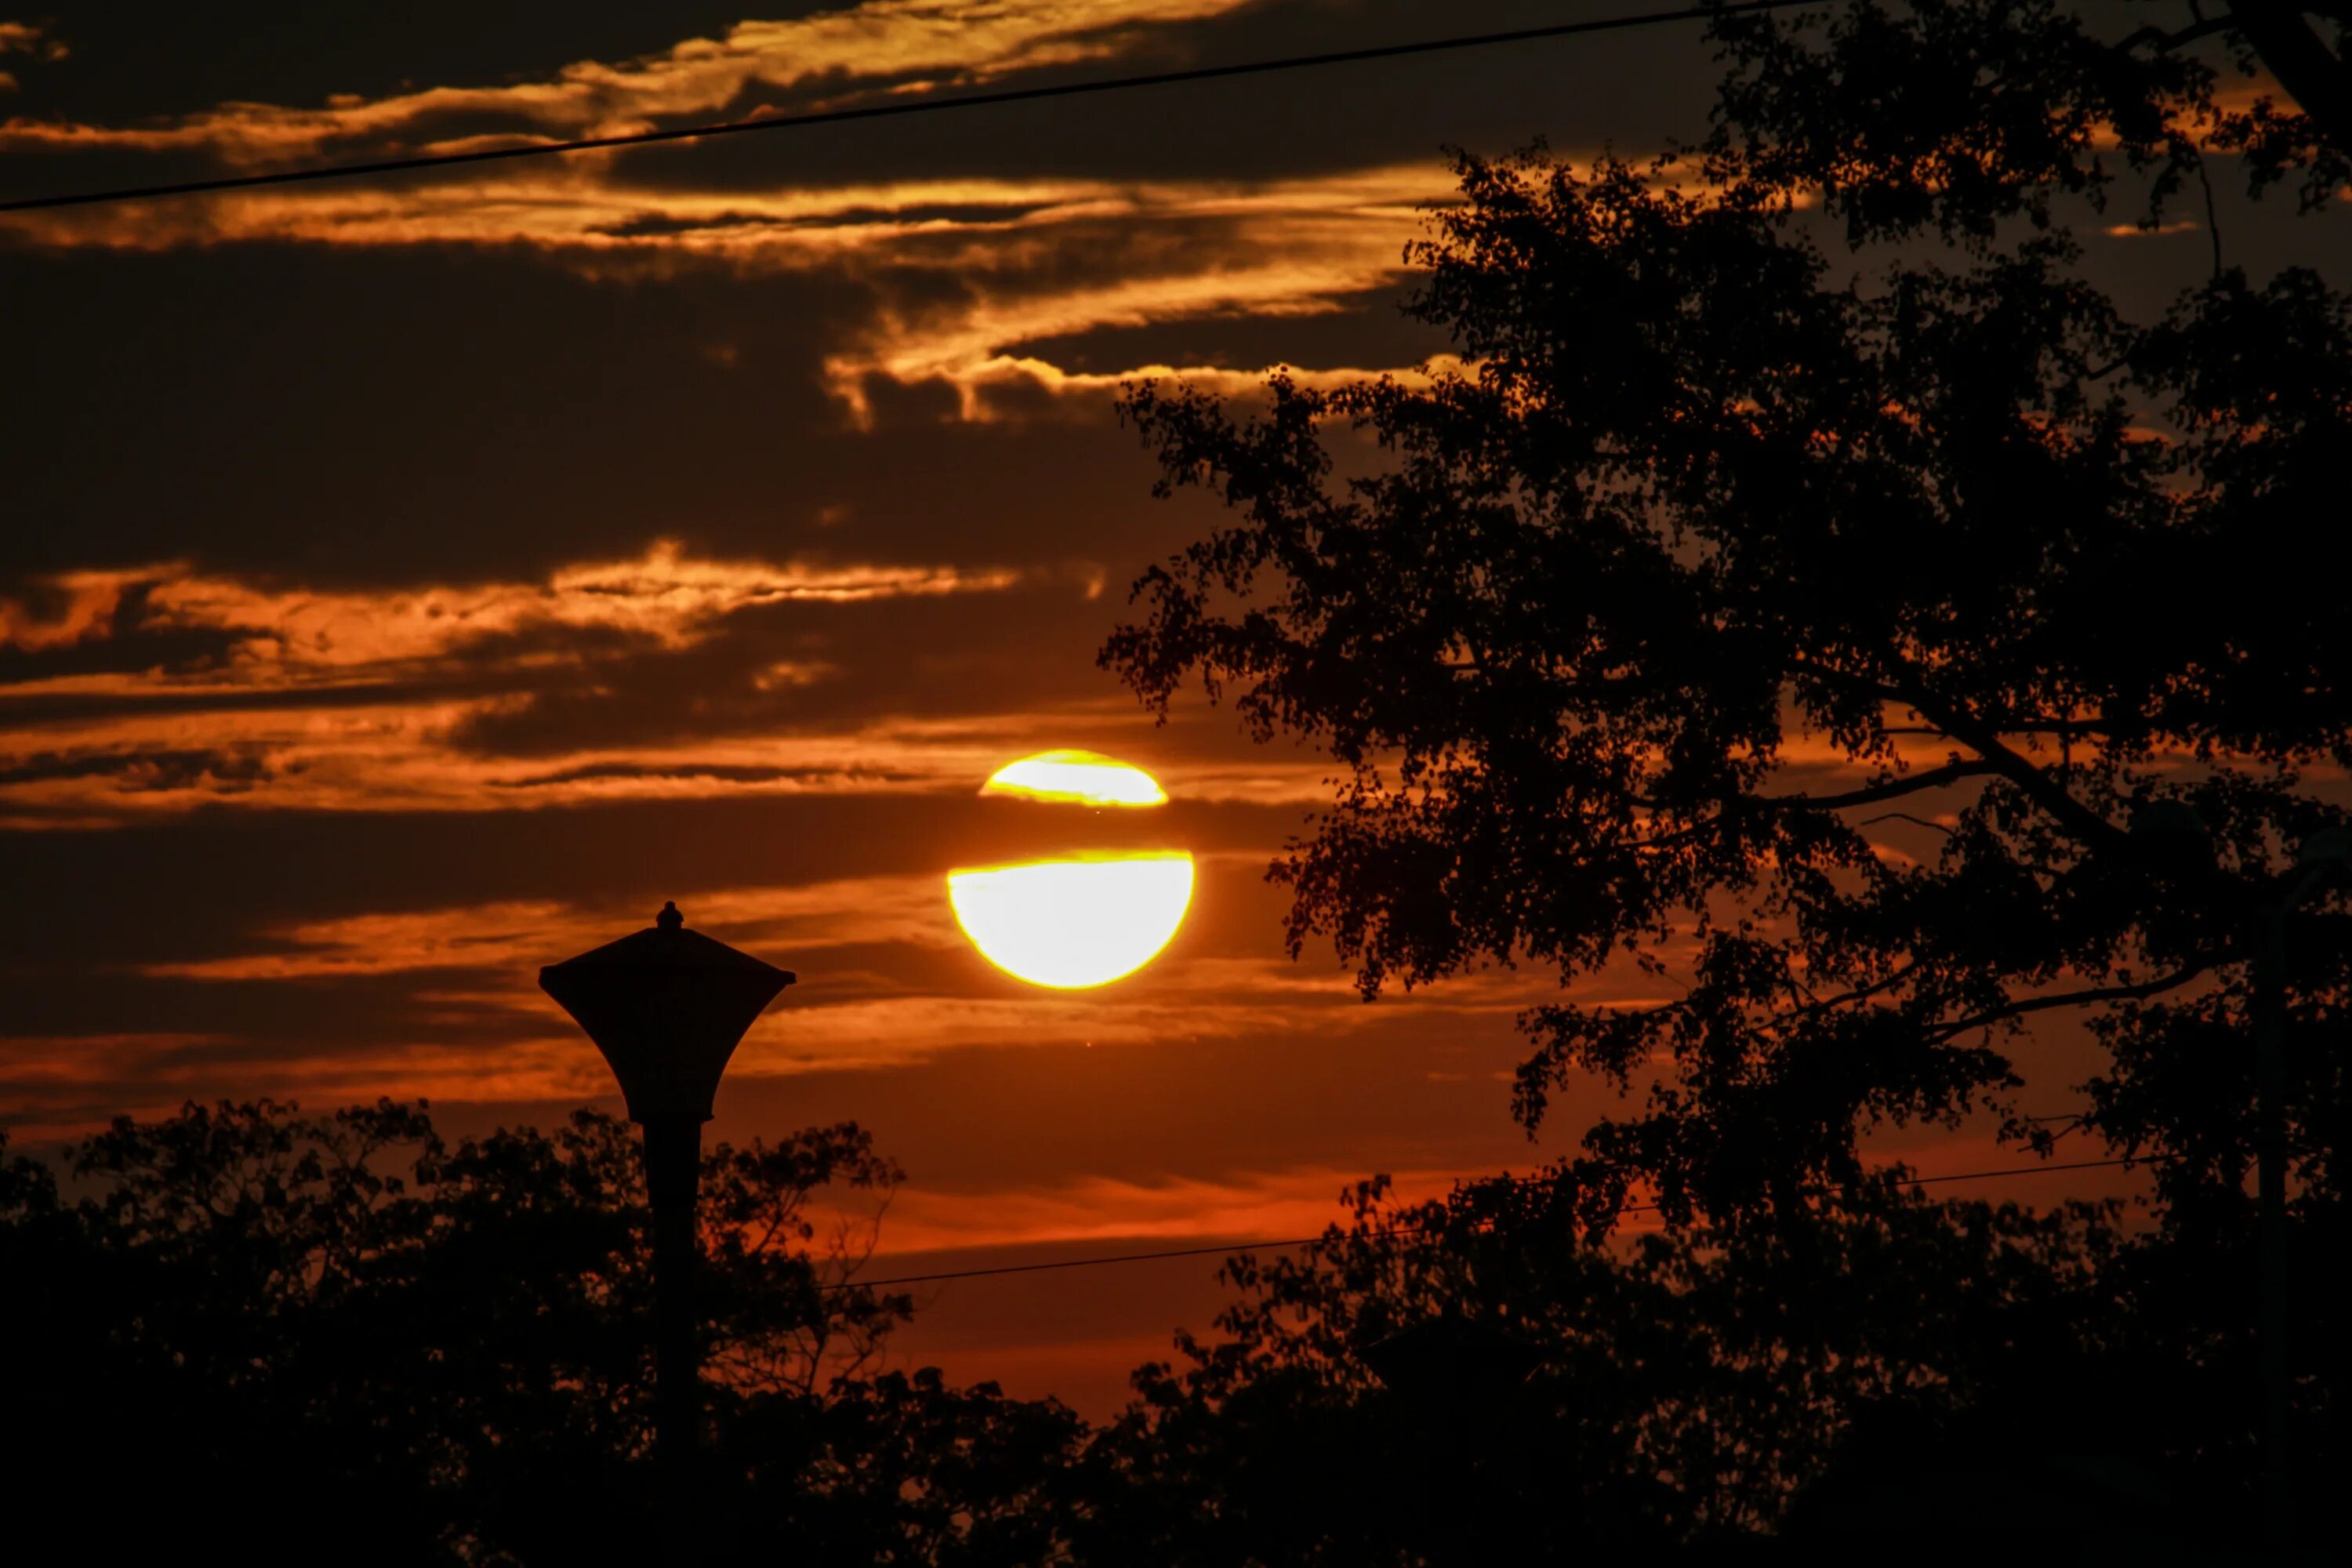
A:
[539,901,796,1481]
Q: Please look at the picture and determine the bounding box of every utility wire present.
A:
[0,1,1815,216]
[830,1156,2145,1292]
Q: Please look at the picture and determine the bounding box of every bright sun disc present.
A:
[950,750,1192,989]
[949,854,1196,989]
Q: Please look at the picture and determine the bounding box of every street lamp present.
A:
[539,901,796,1475]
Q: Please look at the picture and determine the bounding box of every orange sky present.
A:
[0,0,2270,1415]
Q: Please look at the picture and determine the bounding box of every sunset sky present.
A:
[2,0,2310,1413]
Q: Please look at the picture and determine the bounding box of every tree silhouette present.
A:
[1076,1172,2266,1562]
[1106,0,2346,1279]
[1102,0,2348,1537]
[0,1100,2277,1561]
[0,1102,1085,1563]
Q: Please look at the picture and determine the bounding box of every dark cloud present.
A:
[0,2,795,122]
[2,244,852,582]
[490,759,932,789]
[443,579,1118,755]
[587,0,1724,192]
[0,237,1252,584]
[0,743,273,792]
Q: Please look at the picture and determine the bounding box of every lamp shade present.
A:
[539,902,796,1123]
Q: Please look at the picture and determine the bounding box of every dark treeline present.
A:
[0,1098,2300,1563]
[1,1102,1081,1563]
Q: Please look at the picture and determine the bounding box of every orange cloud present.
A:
[873,1161,1490,1257]
[0,543,1069,821]
[0,0,1255,162]
[0,667,1363,819]
[157,542,1007,666]
[2,2,1474,422]
[138,877,958,983]
[0,566,149,651]
[0,20,64,60]
[0,699,1035,820]
[89,846,1554,1053]
[0,1031,618,1142]
[5,540,1015,669]
[4,158,1460,420]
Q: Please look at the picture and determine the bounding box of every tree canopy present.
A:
[1093,1171,2222,1563]
[1105,0,2350,1232]
[0,1102,1085,1564]
[1101,0,2350,1540]
[2,1099,2197,1563]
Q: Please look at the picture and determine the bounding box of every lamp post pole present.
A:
[539,902,796,1486]
[643,1114,706,1475]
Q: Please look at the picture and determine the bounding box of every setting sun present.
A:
[950,751,1193,987]
[949,852,1196,989]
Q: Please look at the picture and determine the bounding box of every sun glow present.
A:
[952,750,1192,987]
[949,853,1196,989]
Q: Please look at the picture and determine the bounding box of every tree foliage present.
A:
[5,1102,2201,1561]
[1087,1177,2204,1562]
[0,1102,1085,1564]
[1098,1,2350,1541]
[1104,0,2350,1232]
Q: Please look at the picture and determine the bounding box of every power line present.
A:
[852,1235,1331,1290]
[0,1,1815,216]
[831,1156,2145,1292]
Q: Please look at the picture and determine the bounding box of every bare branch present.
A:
[1751,760,2001,811]
[1933,962,2214,1040]
[1784,961,1920,1020]
[2227,0,2352,151]
[1632,760,1997,818]
[1900,691,2130,850]
[2114,15,2238,52]
[1860,811,1956,836]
